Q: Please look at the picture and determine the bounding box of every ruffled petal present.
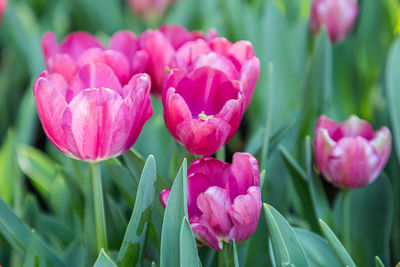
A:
[334,115,375,141]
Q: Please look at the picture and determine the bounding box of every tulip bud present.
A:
[314,115,392,189]
[310,0,358,43]
[162,67,244,156]
[160,153,261,250]
[127,0,176,19]
[138,24,217,96]
[33,63,153,162]
[42,31,148,85]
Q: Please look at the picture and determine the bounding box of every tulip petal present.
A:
[228,41,255,70]
[42,32,59,60]
[327,137,381,188]
[314,128,336,177]
[175,40,213,67]
[334,115,375,141]
[370,127,392,174]
[159,24,201,49]
[131,50,149,75]
[61,87,124,161]
[228,153,260,199]
[240,57,260,108]
[193,53,239,80]
[197,186,232,238]
[69,63,123,100]
[160,188,171,209]
[33,72,68,153]
[46,54,77,83]
[316,115,339,137]
[209,38,232,56]
[190,219,222,250]
[59,32,104,60]
[228,186,261,242]
[108,30,138,60]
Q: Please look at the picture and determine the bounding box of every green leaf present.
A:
[117,155,157,267]
[375,256,385,267]
[23,231,46,267]
[232,240,239,267]
[318,219,356,267]
[0,198,65,266]
[180,217,199,267]
[0,130,19,204]
[386,36,400,164]
[305,136,333,227]
[17,145,59,198]
[94,249,117,267]
[293,228,340,267]
[160,159,188,267]
[263,203,308,266]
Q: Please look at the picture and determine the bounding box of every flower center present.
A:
[198,110,214,121]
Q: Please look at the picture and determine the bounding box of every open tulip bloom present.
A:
[310,0,359,43]
[314,115,392,189]
[33,63,152,162]
[42,30,149,85]
[162,67,245,156]
[160,153,261,250]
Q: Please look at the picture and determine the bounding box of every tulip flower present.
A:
[42,31,148,84]
[314,115,392,189]
[0,0,6,22]
[160,153,261,250]
[138,24,217,95]
[310,0,358,43]
[162,67,244,156]
[127,0,176,19]
[171,37,260,108]
[33,62,152,162]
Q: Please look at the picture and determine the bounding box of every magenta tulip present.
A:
[138,24,217,96]
[314,115,392,189]
[160,153,261,250]
[42,31,148,84]
[162,67,244,156]
[172,37,260,108]
[33,63,152,162]
[310,0,358,43]
[127,0,176,19]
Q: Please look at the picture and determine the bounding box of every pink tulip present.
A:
[42,31,148,84]
[314,115,392,189]
[0,0,6,22]
[160,153,261,250]
[138,24,217,96]
[33,63,152,162]
[172,37,260,108]
[310,0,358,43]
[162,67,244,156]
[127,0,176,19]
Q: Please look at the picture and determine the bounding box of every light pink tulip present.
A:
[0,0,7,22]
[127,0,176,18]
[138,24,217,96]
[314,115,392,189]
[160,153,261,250]
[33,63,152,162]
[42,31,148,84]
[310,0,358,43]
[172,37,260,108]
[162,67,244,156]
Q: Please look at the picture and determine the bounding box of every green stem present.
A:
[91,162,108,253]
[342,189,351,251]
[218,243,228,267]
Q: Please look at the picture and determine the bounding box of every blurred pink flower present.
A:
[310,0,358,43]
[160,153,261,250]
[314,115,392,189]
[162,67,244,156]
[0,0,6,22]
[33,63,152,162]
[138,24,217,96]
[42,31,148,84]
[127,0,176,19]
[171,37,260,108]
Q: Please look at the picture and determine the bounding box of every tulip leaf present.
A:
[0,130,19,205]
[293,228,341,267]
[263,203,308,266]
[94,249,117,267]
[305,136,334,228]
[232,240,239,267]
[23,231,46,267]
[180,217,200,267]
[0,198,66,266]
[318,219,356,267]
[116,155,157,267]
[160,159,188,267]
[375,256,385,267]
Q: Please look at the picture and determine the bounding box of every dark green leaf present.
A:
[375,256,385,267]
[117,155,157,267]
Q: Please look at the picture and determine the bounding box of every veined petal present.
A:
[193,53,239,80]
[334,115,374,141]
[228,153,259,199]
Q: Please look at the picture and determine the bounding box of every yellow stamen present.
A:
[198,111,213,121]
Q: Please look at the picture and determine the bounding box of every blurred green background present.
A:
[0,0,400,266]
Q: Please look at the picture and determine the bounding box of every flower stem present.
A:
[218,242,232,267]
[91,162,108,253]
[342,189,351,250]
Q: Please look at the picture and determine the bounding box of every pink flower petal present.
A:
[227,40,255,70]
[46,54,77,83]
[160,188,171,209]
[193,53,239,80]
[108,30,138,60]
[190,219,222,250]
[59,32,104,60]
[240,57,260,108]
[228,153,260,199]
[370,127,392,175]
[42,32,59,60]
[334,115,375,141]
[159,24,202,49]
